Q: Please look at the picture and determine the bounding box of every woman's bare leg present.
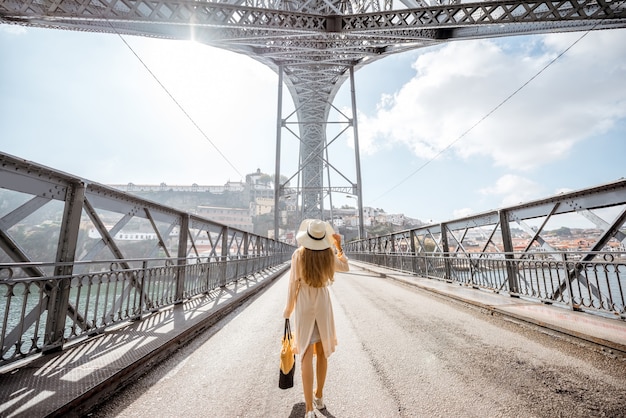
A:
[301,345,314,412]
[314,342,327,399]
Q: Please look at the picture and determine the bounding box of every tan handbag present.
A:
[279,318,295,389]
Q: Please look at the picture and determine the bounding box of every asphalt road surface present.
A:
[91,265,626,418]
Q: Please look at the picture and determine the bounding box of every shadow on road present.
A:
[318,407,337,417]
[288,402,305,417]
[288,402,337,417]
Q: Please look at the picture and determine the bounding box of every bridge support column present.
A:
[274,65,284,241]
[272,65,365,237]
[440,222,451,281]
[349,66,365,240]
[44,181,85,353]
[175,213,189,303]
[499,209,519,294]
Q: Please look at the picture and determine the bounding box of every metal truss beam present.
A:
[2,1,623,35]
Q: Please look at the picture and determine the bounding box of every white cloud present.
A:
[452,208,475,219]
[0,25,26,35]
[121,38,282,180]
[480,174,543,207]
[357,30,626,171]
[1,32,285,185]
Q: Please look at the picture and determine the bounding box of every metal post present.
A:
[349,66,365,240]
[499,209,519,294]
[220,226,229,286]
[274,65,284,241]
[221,226,229,259]
[561,252,576,310]
[325,143,333,222]
[44,181,85,353]
[243,231,250,276]
[440,223,451,282]
[410,229,418,275]
[175,213,189,303]
[138,260,148,319]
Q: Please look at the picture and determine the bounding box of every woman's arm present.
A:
[283,250,300,318]
[332,233,349,272]
[334,253,349,272]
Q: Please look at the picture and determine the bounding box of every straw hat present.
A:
[296,219,335,250]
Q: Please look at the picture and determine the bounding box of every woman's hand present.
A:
[332,233,341,248]
[332,233,343,255]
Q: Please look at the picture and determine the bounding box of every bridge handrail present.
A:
[0,253,291,368]
[347,250,625,319]
[0,151,297,369]
[345,179,626,320]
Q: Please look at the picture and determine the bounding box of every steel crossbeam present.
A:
[1,0,625,227]
[2,1,623,32]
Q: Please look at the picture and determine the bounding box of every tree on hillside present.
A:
[554,227,572,237]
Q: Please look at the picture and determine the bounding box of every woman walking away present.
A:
[283,219,349,418]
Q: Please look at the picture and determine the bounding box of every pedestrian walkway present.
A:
[354,261,626,356]
[1,261,625,418]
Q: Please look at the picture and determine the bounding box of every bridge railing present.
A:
[346,179,626,320]
[0,254,290,368]
[348,251,625,317]
[0,151,294,369]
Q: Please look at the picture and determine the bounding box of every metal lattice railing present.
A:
[0,254,290,368]
[345,179,626,319]
[348,251,626,317]
[0,151,295,369]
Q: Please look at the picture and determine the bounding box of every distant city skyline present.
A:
[106,173,625,235]
[1,25,625,228]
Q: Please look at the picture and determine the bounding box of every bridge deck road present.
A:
[92,265,626,418]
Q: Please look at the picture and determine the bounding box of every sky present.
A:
[1,23,625,227]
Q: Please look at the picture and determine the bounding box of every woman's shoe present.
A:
[304,411,316,418]
[313,395,325,410]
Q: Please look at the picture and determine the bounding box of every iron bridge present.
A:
[1,0,625,234]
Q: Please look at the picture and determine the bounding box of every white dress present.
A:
[283,247,349,358]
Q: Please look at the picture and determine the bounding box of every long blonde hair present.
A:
[297,246,335,288]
